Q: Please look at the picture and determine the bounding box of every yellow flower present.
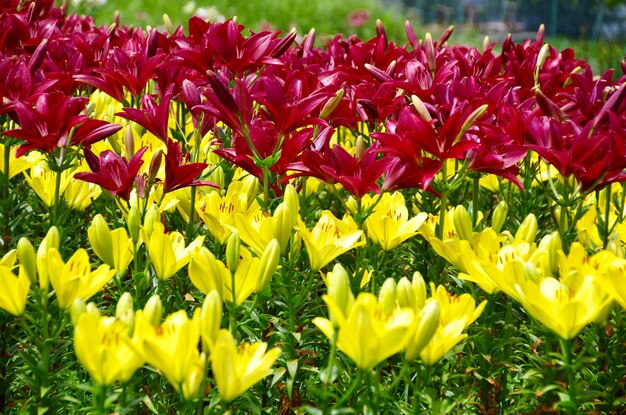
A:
[88,214,134,276]
[298,211,364,272]
[363,192,428,251]
[196,182,261,244]
[0,144,41,179]
[419,284,486,365]
[73,312,144,386]
[314,292,414,371]
[134,309,206,400]
[515,253,611,339]
[147,228,204,281]
[211,329,281,403]
[47,248,116,309]
[607,258,626,311]
[23,161,73,207]
[0,265,30,316]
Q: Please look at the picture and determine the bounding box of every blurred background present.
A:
[69,0,626,73]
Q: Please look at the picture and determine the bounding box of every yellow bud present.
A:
[545,232,561,274]
[378,278,397,315]
[607,240,624,257]
[89,214,114,266]
[460,104,489,136]
[553,206,568,234]
[515,213,538,243]
[201,290,222,351]
[492,201,508,233]
[148,149,163,188]
[523,261,541,283]
[70,298,86,326]
[85,302,100,318]
[143,294,163,326]
[225,230,241,273]
[143,205,160,238]
[412,272,427,309]
[256,239,281,292]
[327,263,353,323]
[453,205,473,241]
[36,226,60,290]
[116,292,135,335]
[273,203,294,255]
[535,43,550,80]
[355,136,365,161]
[406,299,440,361]
[241,175,260,205]
[163,13,174,34]
[396,277,416,310]
[17,237,37,284]
[283,184,300,218]
[127,205,141,246]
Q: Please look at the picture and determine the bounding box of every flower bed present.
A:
[1,1,626,413]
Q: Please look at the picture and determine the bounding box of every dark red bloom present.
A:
[163,138,218,193]
[75,147,148,201]
[117,87,173,141]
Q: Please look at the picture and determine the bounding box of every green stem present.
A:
[437,162,448,240]
[365,370,378,413]
[262,165,270,210]
[603,183,612,249]
[51,164,63,227]
[472,175,480,227]
[93,383,107,415]
[559,337,576,414]
[336,371,362,407]
[324,331,338,384]
[2,142,9,200]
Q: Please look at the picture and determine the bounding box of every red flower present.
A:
[163,139,218,193]
[75,147,148,201]
[117,87,173,141]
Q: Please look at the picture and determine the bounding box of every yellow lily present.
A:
[515,246,611,339]
[196,181,261,244]
[419,284,486,365]
[298,210,364,272]
[73,311,144,386]
[0,144,41,179]
[147,227,204,281]
[314,292,414,371]
[23,161,72,207]
[363,192,428,251]
[211,329,281,403]
[0,265,30,316]
[47,248,116,309]
[134,309,206,400]
[88,214,134,276]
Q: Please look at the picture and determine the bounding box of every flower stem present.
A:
[437,162,449,240]
[559,337,577,414]
[336,370,362,407]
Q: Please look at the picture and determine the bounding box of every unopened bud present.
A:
[85,301,101,318]
[70,298,86,326]
[17,237,37,284]
[459,104,489,137]
[124,125,135,158]
[208,165,225,189]
[396,277,416,310]
[424,32,436,71]
[225,230,241,273]
[412,271,427,309]
[523,261,541,283]
[482,35,490,53]
[283,184,300,217]
[163,13,174,34]
[411,95,432,122]
[355,136,366,161]
[143,294,163,326]
[200,290,222,351]
[453,205,473,241]
[327,263,354,323]
[127,205,141,246]
[515,213,538,243]
[148,149,163,187]
[143,205,160,238]
[241,175,260,205]
[492,201,508,233]
[607,239,624,258]
[535,43,550,79]
[256,239,281,292]
[273,203,294,255]
[378,278,397,315]
[405,299,440,361]
[36,227,60,290]
[319,89,344,119]
[88,214,114,267]
[116,292,135,335]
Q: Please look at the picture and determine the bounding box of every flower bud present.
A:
[36,226,60,290]
[607,240,624,258]
[124,125,135,158]
[543,231,561,275]
[70,298,86,326]
[225,230,241,273]
[319,89,344,119]
[396,277,416,310]
[127,205,141,246]
[453,205,473,241]
[208,165,225,190]
[241,175,260,205]
[273,203,294,255]
[143,205,160,239]
[85,301,101,318]
[256,239,281,292]
[88,214,114,266]
[200,290,222,351]
[148,149,163,188]
[17,237,37,284]
[354,136,366,161]
[28,39,48,74]
[459,104,489,137]
[327,263,354,324]
[163,13,174,34]
[283,184,300,217]
[116,292,135,335]
[412,272,427,309]
[424,32,436,71]
[378,278,397,315]
[535,43,550,82]
[515,213,537,243]
[523,261,541,283]
[405,299,440,361]
[492,201,508,233]
[411,95,432,122]
[143,294,163,327]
